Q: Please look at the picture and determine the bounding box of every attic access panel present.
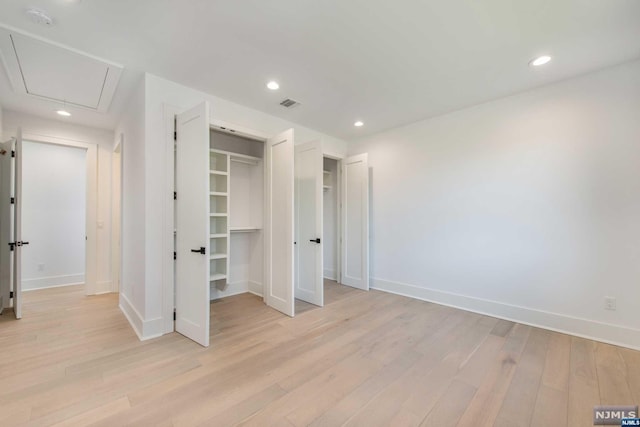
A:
[0,27,122,112]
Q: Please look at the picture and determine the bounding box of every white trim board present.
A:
[22,274,84,291]
[119,293,164,341]
[371,277,640,351]
[94,281,114,295]
[248,280,263,297]
[211,281,264,300]
[210,281,248,300]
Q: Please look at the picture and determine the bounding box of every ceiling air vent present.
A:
[279,98,301,109]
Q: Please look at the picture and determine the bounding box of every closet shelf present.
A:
[209,213,228,217]
[210,254,227,260]
[210,192,228,197]
[209,170,228,176]
[323,185,331,191]
[229,226,262,233]
[323,170,331,175]
[209,233,227,238]
[230,152,261,165]
[209,274,227,282]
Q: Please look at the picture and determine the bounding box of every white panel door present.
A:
[0,138,14,313]
[294,141,323,306]
[13,130,24,318]
[175,102,210,347]
[341,154,369,290]
[265,129,295,316]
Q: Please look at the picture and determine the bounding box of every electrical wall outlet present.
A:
[604,296,617,311]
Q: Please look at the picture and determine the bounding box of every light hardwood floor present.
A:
[1,281,639,426]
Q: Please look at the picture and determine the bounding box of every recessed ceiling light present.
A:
[266,81,280,90]
[56,110,71,117]
[354,121,364,127]
[530,55,552,67]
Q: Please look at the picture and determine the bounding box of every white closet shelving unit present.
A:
[323,170,331,191]
[208,130,264,296]
[209,150,230,287]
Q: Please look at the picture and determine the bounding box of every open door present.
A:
[265,129,295,316]
[294,140,323,306]
[12,130,24,318]
[175,102,210,347]
[341,154,369,290]
[0,137,14,314]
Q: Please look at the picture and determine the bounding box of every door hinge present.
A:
[174,192,177,200]
[9,291,13,298]
[10,197,15,204]
[11,150,15,158]
[173,251,176,260]
[173,310,176,321]
[174,131,177,141]
[8,242,15,251]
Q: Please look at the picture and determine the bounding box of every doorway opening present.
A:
[0,130,101,320]
[21,140,87,292]
[294,155,361,315]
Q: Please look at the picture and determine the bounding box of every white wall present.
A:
[2,110,115,294]
[114,76,146,338]
[349,59,640,349]
[323,157,338,280]
[22,141,86,290]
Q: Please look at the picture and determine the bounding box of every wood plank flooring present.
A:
[0,280,638,426]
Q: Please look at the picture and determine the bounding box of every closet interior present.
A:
[323,157,339,281]
[208,128,264,299]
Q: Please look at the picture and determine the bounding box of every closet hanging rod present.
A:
[230,158,259,166]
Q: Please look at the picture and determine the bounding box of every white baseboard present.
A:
[119,293,164,341]
[248,280,263,297]
[22,274,84,291]
[323,269,337,280]
[209,281,263,299]
[210,280,249,300]
[371,277,640,351]
[92,281,113,295]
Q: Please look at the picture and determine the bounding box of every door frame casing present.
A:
[111,135,123,293]
[20,132,98,295]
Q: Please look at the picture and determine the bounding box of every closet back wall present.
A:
[349,60,640,349]
[22,141,86,290]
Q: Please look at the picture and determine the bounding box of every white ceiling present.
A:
[0,0,639,139]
